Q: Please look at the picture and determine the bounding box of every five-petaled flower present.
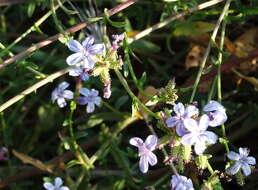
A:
[171,175,194,190]
[166,102,199,136]
[43,177,69,190]
[69,66,90,81]
[227,147,256,176]
[66,36,104,69]
[181,114,218,155]
[51,82,74,108]
[130,135,158,173]
[77,88,101,113]
[203,100,227,127]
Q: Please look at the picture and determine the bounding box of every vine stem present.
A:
[189,0,232,102]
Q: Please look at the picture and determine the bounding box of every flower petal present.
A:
[69,67,82,77]
[145,135,158,151]
[227,151,240,161]
[88,44,104,55]
[129,137,143,147]
[66,52,83,65]
[51,89,58,103]
[43,182,55,190]
[63,90,74,100]
[166,117,178,128]
[87,102,95,113]
[94,97,101,106]
[199,114,210,131]
[57,98,67,108]
[194,140,206,155]
[239,147,249,156]
[79,88,90,97]
[83,56,95,69]
[91,89,99,96]
[185,105,199,118]
[203,100,225,112]
[181,133,196,146]
[183,118,198,132]
[139,155,149,173]
[60,186,70,190]
[147,152,157,166]
[67,40,84,52]
[173,102,185,116]
[247,156,256,165]
[80,73,89,81]
[229,162,241,175]
[54,177,63,187]
[58,81,69,90]
[77,97,87,105]
[175,122,188,137]
[82,36,94,49]
[204,131,217,145]
[242,163,251,176]
[208,111,227,127]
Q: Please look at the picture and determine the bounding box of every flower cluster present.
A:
[51,34,124,111]
[166,100,225,155]
[129,99,256,189]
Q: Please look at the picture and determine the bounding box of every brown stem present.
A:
[0,0,138,69]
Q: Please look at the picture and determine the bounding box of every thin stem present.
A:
[189,0,232,102]
[114,69,159,119]
[0,0,139,69]
[207,76,217,103]
[101,100,125,116]
[68,103,93,170]
[207,162,214,175]
[0,5,60,58]
[128,0,225,43]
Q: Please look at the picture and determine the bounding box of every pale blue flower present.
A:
[66,36,104,69]
[69,66,90,81]
[166,103,199,136]
[227,147,256,176]
[203,100,227,127]
[171,175,194,190]
[181,114,218,155]
[43,177,69,190]
[51,82,74,108]
[77,88,101,113]
[130,135,158,173]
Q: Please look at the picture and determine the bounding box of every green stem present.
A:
[207,162,214,174]
[114,69,159,119]
[68,103,93,170]
[207,76,217,103]
[217,12,230,153]
[101,100,124,116]
[189,0,232,102]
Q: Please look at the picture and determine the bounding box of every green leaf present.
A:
[27,2,36,17]
[138,72,147,88]
[115,95,129,109]
[104,9,125,28]
[129,40,161,53]
[66,159,81,169]
[145,95,160,106]
[131,98,139,117]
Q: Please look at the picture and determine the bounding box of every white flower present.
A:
[227,147,256,176]
[181,114,218,155]
[203,100,227,127]
[166,102,199,136]
[130,135,158,173]
[171,175,194,190]
[43,177,69,190]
